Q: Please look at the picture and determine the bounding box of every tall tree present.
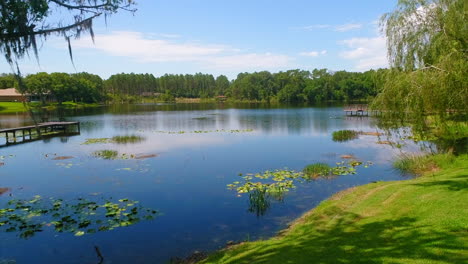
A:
[374,0,467,142]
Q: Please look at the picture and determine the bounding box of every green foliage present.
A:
[0,195,158,239]
[332,130,359,142]
[0,74,17,89]
[156,91,176,102]
[373,0,467,144]
[23,72,104,104]
[393,153,455,175]
[100,68,383,103]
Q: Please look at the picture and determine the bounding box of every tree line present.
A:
[0,68,386,104]
[0,72,104,104]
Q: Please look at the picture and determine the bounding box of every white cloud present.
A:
[71,31,293,71]
[334,23,363,32]
[303,23,363,32]
[302,24,331,30]
[339,36,388,71]
[299,50,327,57]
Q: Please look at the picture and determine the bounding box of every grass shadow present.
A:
[205,207,466,263]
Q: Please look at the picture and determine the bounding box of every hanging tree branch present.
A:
[0,0,136,65]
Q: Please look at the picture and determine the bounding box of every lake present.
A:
[0,103,414,264]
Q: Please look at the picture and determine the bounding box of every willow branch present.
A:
[49,0,112,10]
[0,13,101,39]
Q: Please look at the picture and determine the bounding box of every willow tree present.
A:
[373,0,467,148]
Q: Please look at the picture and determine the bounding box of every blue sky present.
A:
[0,0,397,79]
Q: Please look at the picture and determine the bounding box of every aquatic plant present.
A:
[93,150,118,160]
[393,153,454,176]
[0,196,158,239]
[111,135,145,144]
[82,138,111,145]
[228,161,373,215]
[332,130,359,142]
[303,163,332,179]
[83,135,145,145]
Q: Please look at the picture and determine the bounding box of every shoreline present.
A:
[199,154,468,264]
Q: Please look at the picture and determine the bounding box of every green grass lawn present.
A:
[201,154,468,264]
[0,101,102,114]
[0,102,27,113]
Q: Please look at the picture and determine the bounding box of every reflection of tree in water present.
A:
[374,117,467,155]
[0,196,158,239]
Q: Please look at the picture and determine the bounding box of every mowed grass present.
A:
[201,154,468,264]
[0,101,101,114]
[0,102,27,113]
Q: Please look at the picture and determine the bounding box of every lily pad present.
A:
[52,156,74,161]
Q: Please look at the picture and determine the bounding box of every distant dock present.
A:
[0,121,80,146]
[344,104,379,116]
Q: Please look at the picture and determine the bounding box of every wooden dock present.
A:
[0,121,80,145]
[344,104,374,116]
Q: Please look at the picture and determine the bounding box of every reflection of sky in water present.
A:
[0,105,418,264]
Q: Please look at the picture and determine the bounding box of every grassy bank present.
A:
[0,102,102,114]
[0,102,28,113]
[201,154,468,264]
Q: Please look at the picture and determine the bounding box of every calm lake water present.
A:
[0,103,413,264]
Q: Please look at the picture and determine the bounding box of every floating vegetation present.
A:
[303,163,332,179]
[82,135,145,145]
[0,195,158,239]
[152,129,254,134]
[52,156,74,161]
[92,150,157,161]
[82,138,111,145]
[0,155,15,167]
[0,155,15,160]
[332,130,360,142]
[93,150,119,160]
[111,135,145,144]
[228,161,373,216]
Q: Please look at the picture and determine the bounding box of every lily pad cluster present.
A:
[228,161,373,216]
[0,195,158,239]
[82,135,145,145]
[152,129,254,134]
[92,150,157,160]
